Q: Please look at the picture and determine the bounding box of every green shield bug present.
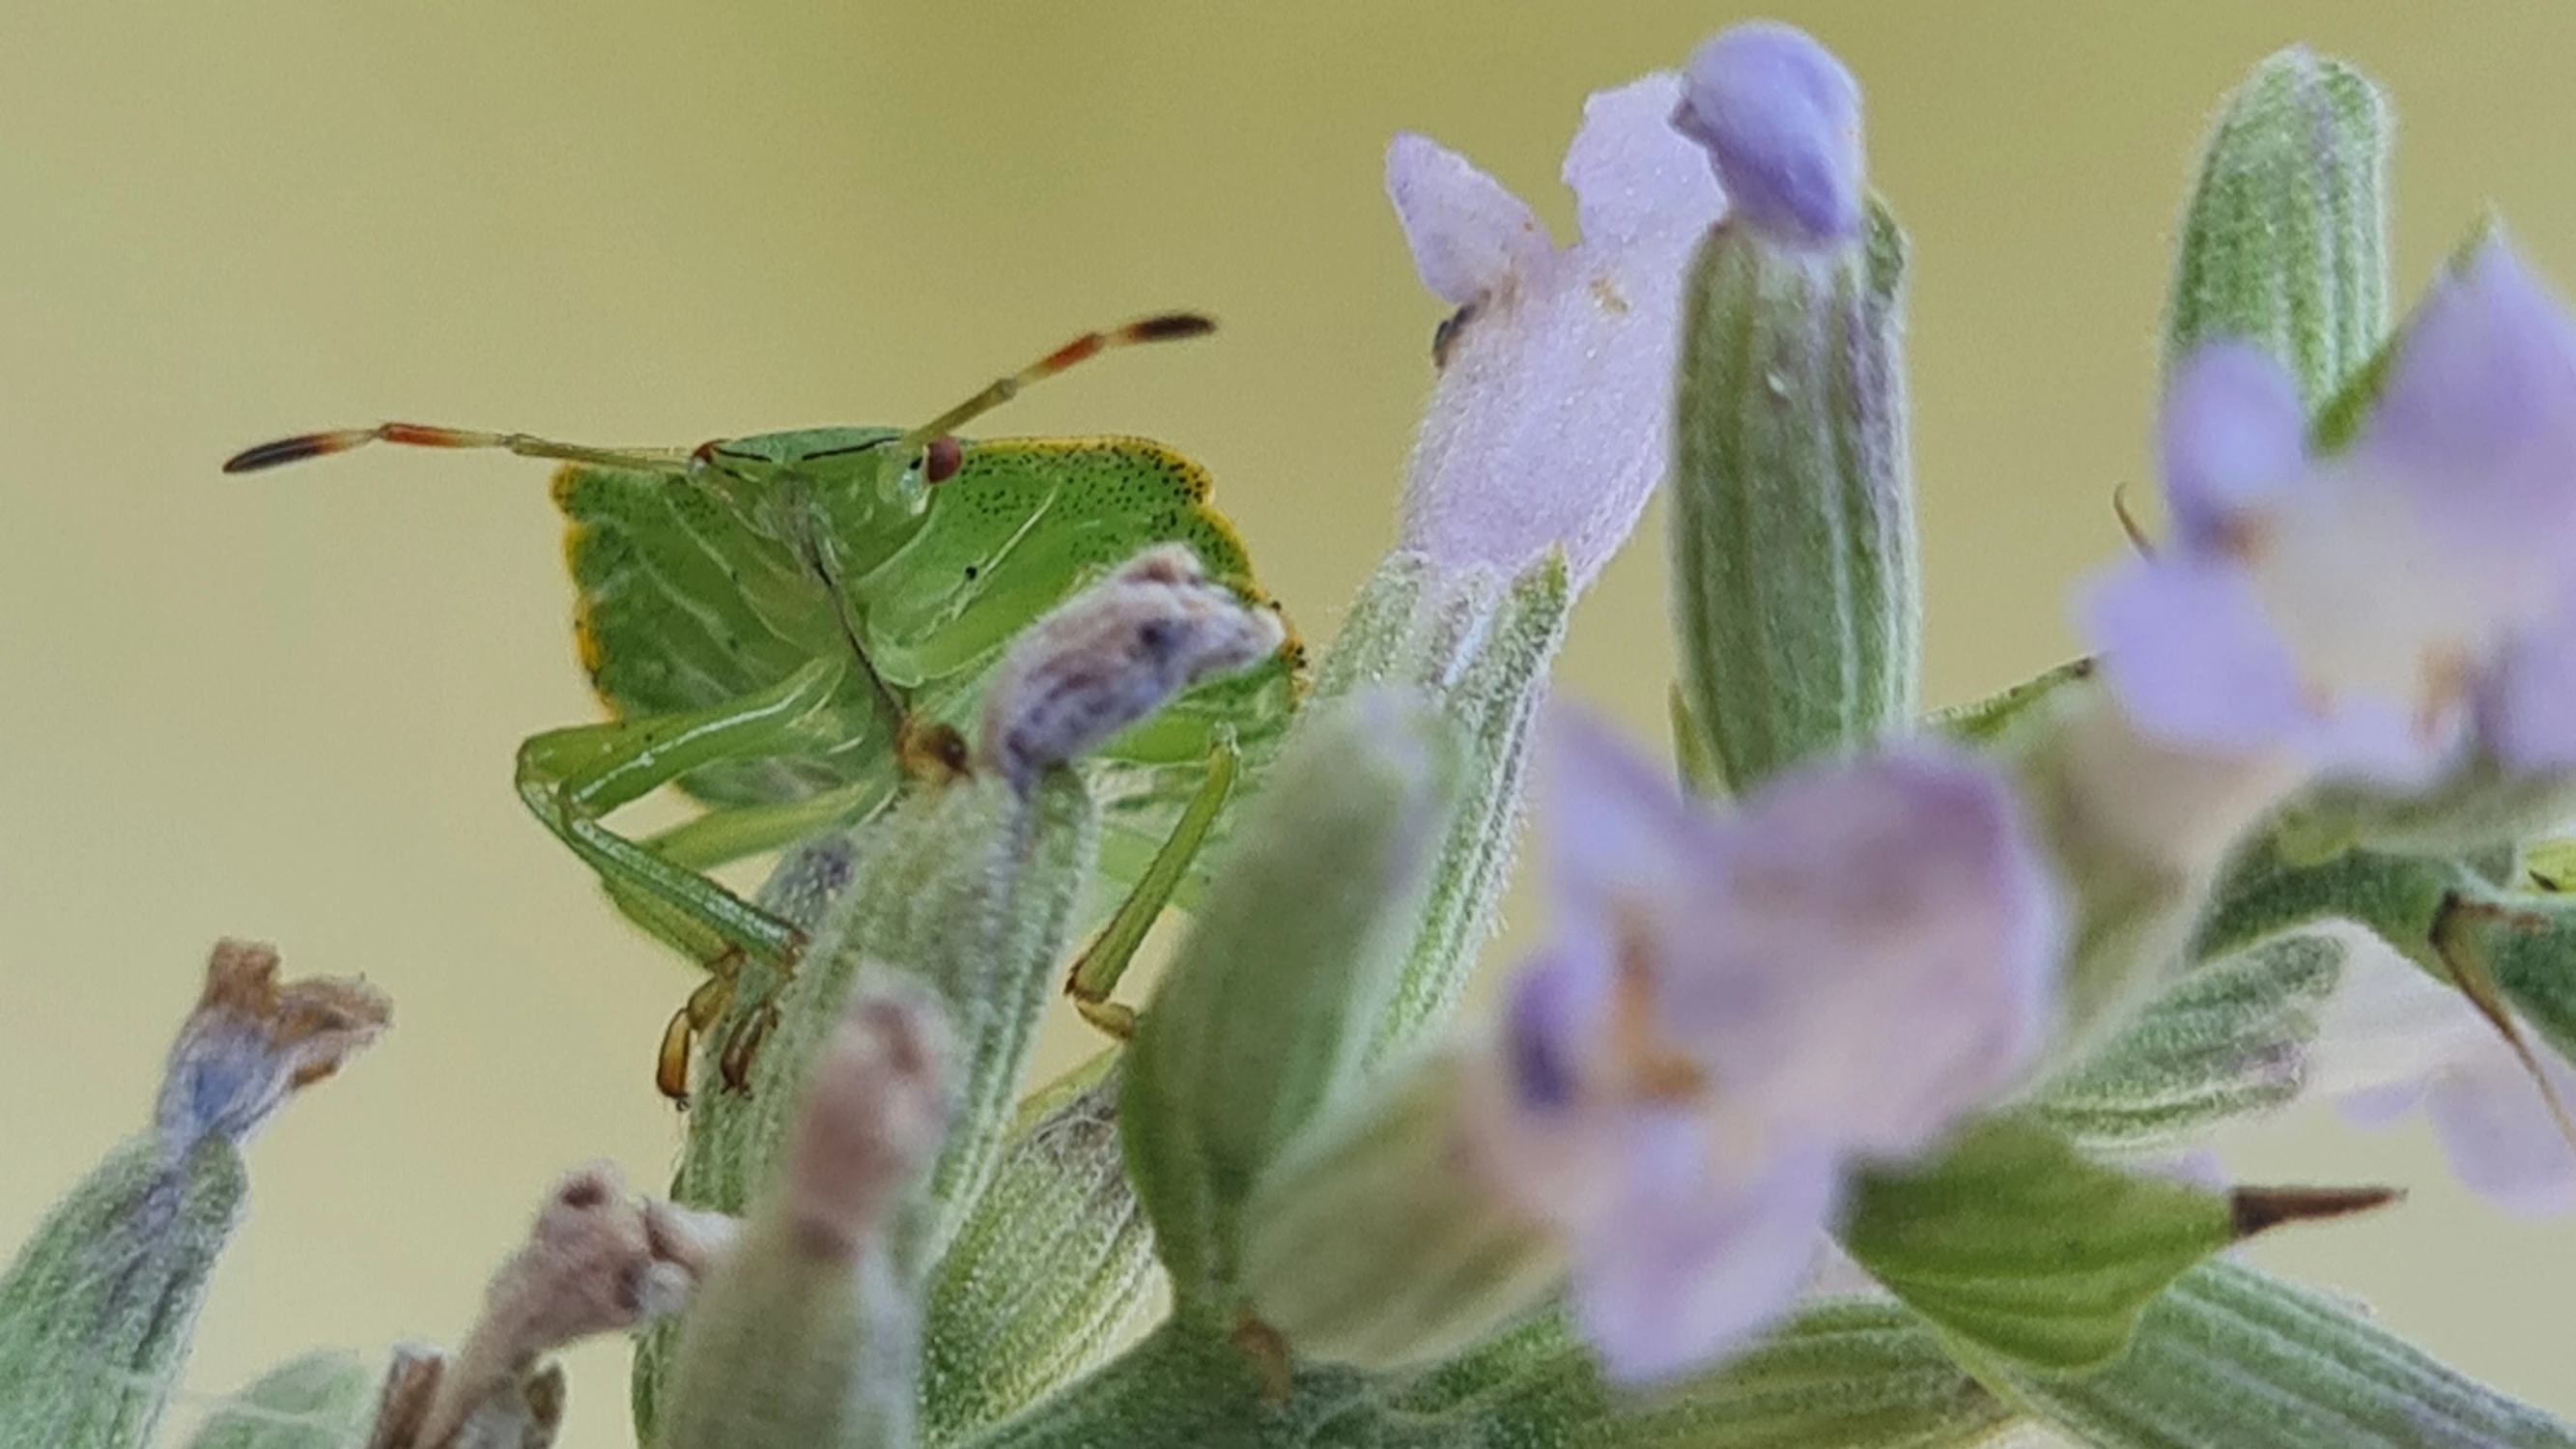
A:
[227,316,1305,1100]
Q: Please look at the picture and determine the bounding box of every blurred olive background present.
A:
[3,4,2572,1444]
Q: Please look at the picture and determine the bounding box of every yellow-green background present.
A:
[2,5,2568,1444]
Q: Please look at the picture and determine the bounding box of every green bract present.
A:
[1121,690,1458,1317]
[1670,196,1917,794]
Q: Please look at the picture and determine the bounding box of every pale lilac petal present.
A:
[1540,707,1718,937]
[1572,1128,1839,1383]
[1672,22,1864,247]
[1503,947,1612,1112]
[1385,133,1550,307]
[2311,928,2489,1099]
[1563,73,1720,249]
[1395,78,1724,591]
[2308,691,2453,789]
[2478,592,2576,771]
[2085,558,2312,755]
[2337,1078,2428,1127]
[2360,239,2576,563]
[2085,238,2576,786]
[1501,719,2061,1384]
[1656,747,2060,1154]
[2159,342,2307,549]
[2423,1046,2576,1214]
[2316,928,2576,1212]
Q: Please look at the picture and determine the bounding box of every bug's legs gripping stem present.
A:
[1063,730,1242,1039]
[515,658,868,1098]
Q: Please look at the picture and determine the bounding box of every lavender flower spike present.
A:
[1674,22,1865,247]
[1389,72,1725,590]
[1460,712,2060,1382]
[2087,238,2576,784]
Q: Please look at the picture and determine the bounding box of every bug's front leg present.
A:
[514,658,863,1095]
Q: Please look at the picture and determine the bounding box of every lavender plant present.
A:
[14,20,2576,1449]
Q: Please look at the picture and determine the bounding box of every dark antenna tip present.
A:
[222,430,366,474]
[1127,312,1217,343]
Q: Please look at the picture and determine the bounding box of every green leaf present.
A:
[2441,886,2576,1071]
[1237,1057,1561,1372]
[2008,1262,2576,1448]
[1838,1118,2236,1374]
[956,1321,1371,1449]
[2192,833,2465,973]
[2272,752,2576,862]
[1371,1299,2016,1449]
[2030,934,2341,1151]
[1928,658,2094,750]
[182,1350,378,1449]
[921,1062,1157,1447]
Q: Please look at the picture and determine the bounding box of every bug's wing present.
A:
[554,461,901,808]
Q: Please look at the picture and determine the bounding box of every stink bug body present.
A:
[230,317,1304,1098]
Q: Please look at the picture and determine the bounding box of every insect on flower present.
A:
[226,316,1305,1101]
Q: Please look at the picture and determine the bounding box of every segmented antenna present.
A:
[220,311,1216,478]
[222,423,691,476]
[890,312,1216,476]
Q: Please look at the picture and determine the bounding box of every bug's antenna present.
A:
[887,312,1216,463]
[222,423,693,476]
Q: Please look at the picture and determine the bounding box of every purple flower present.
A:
[1389,70,1725,590]
[1460,712,2061,1382]
[1672,22,1864,248]
[2313,927,2576,1214]
[2087,239,2576,784]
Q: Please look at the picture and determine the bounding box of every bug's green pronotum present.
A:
[226,316,1305,1099]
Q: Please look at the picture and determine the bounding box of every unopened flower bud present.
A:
[1668,22,1916,794]
[655,987,952,1449]
[2166,47,2392,403]
[781,990,955,1259]
[1673,22,1865,248]
[1120,691,1456,1309]
[978,542,1286,796]
[0,942,389,1449]
[412,1164,734,1449]
[1237,1056,1563,1369]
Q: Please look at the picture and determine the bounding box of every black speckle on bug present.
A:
[963,564,979,582]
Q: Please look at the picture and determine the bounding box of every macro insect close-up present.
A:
[222,314,1304,1100]
[10,7,2576,1449]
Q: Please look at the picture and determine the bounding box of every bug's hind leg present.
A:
[1062,730,1243,1038]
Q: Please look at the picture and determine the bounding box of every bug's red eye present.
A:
[925,435,965,484]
